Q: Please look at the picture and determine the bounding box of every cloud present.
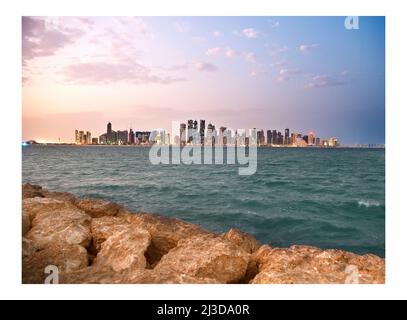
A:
[206,47,222,56]
[22,16,84,63]
[117,17,155,39]
[245,52,257,63]
[305,75,346,88]
[269,20,280,29]
[299,43,320,53]
[213,31,221,38]
[193,62,219,72]
[225,48,240,57]
[174,21,190,33]
[242,28,260,38]
[340,70,350,76]
[278,68,302,81]
[63,61,185,85]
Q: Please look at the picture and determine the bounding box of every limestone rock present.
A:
[155,234,250,283]
[43,191,76,203]
[26,207,92,249]
[92,229,151,272]
[123,212,212,266]
[22,237,39,259]
[90,216,131,251]
[23,197,79,222]
[22,211,31,236]
[75,198,121,218]
[60,266,218,284]
[222,228,260,254]
[23,243,88,284]
[22,183,44,199]
[250,245,385,284]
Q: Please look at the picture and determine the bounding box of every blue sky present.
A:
[23,16,385,144]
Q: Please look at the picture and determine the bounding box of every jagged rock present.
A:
[75,198,121,218]
[23,197,79,221]
[222,228,260,254]
[22,243,88,284]
[22,183,44,199]
[60,266,218,284]
[155,234,250,283]
[92,229,151,272]
[22,237,39,258]
[122,212,212,266]
[26,206,92,249]
[90,216,131,251]
[42,191,76,203]
[250,245,385,284]
[22,211,31,236]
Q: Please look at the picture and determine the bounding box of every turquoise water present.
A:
[22,146,385,257]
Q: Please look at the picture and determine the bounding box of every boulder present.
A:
[123,212,212,266]
[90,216,131,251]
[155,234,250,283]
[22,211,31,236]
[22,237,39,259]
[22,243,88,284]
[222,228,260,254]
[75,198,121,218]
[22,183,44,199]
[26,207,92,249]
[250,245,385,284]
[92,228,151,272]
[23,197,79,222]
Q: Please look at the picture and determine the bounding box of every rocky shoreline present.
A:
[22,184,385,284]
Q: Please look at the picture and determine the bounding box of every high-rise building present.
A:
[92,137,98,145]
[86,131,91,145]
[309,132,314,146]
[199,120,205,145]
[303,135,309,144]
[315,137,321,146]
[75,130,80,144]
[272,130,278,145]
[266,130,272,145]
[117,130,129,145]
[129,129,135,144]
[277,132,283,145]
[219,126,227,145]
[79,131,85,144]
[257,130,265,146]
[107,122,112,135]
[180,123,186,146]
[284,128,290,145]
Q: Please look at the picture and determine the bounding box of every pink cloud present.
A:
[193,62,219,72]
[206,47,222,56]
[242,28,260,38]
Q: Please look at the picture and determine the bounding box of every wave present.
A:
[358,199,381,208]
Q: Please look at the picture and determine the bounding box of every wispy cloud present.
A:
[63,61,185,85]
[225,48,240,57]
[213,31,221,38]
[174,21,190,33]
[278,68,302,81]
[206,47,222,56]
[299,43,320,53]
[245,52,257,63]
[22,16,84,63]
[193,62,219,72]
[241,28,260,39]
[305,74,346,88]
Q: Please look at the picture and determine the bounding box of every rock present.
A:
[22,237,39,258]
[43,191,76,203]
[250,245,385,284]
[60,266,218,284]
[123,212,212,266]
[155,234,250,283]
[90,216,131,251]
[22,243,89,284]
[92,229,151,272]
[22,211,31,236]
[23,197,79,222]
[222,228,260,254]
[22,183,44,199]
[26,206,92,249]
[75,198,121,218]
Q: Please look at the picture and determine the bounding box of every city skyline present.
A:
[72,120,340,148]
[22,16,385,144]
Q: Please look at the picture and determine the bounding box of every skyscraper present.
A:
[266,130,272,145]
[272,130,278,145]
[309,132,314,146]
[199,120,205,145]
[285,128,290,145]
[129,129,135,144]
[180,123,186,146]
[86,131,91,145]
[107,122,112,135]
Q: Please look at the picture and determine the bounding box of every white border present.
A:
[1,0,407,300]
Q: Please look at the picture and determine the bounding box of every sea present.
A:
[22,145,385,257]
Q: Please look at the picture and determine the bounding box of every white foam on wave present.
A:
[358,199,381,208]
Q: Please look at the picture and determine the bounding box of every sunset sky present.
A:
[22,16,385,144]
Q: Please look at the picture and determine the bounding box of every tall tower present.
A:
[285,128,290,145]
[107,122,112,135]
[309,131,314,145]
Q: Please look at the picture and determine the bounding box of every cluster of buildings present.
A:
[75,121,339,147]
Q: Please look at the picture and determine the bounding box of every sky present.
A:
[22,16,385,144]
